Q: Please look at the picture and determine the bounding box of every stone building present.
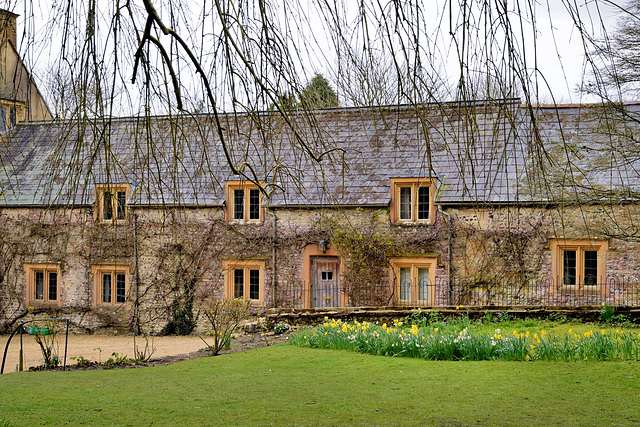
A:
[0,9,52,132]
[1,10,639,333]
[1,99,640,333]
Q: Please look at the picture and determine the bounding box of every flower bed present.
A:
[290,318,640,361]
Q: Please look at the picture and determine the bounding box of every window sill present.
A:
[392,220,433,227]
[227,220,263,225]
[26,301,61,308]
[555,285,604,294]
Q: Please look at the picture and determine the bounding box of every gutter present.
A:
[438,205,453,306]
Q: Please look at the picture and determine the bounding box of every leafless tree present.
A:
[4,0,640,221]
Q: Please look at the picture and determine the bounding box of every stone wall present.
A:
[2,202,640,333]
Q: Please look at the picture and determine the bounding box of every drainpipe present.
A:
[133,211,140,334]
[269,207,278,308]
[439,206,453,306]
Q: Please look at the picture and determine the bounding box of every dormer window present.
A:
[390,177,437,225]
[95,183,131,224]
[225,180,264,224]
[0,104,20,133]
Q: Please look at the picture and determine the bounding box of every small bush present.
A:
[104,352,132,369]
[200,298,251,355]
[70,355,92,368]
[599,303,616,323]
[274,324,290,335]
[30,320,60,369]
[162,298,199,335]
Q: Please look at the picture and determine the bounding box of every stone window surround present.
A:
[388,256,438,306]
[222,259,265,307]
[91,263,131,307]
[224,180,264,224]
[389,177,437,225]
[24,262,62,307]
[0,100,25,132]
[94,183,132,224]
[550,238,608,294]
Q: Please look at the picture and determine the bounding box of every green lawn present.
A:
[1,344,639,426]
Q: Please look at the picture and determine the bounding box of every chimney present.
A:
[0,9,18,48]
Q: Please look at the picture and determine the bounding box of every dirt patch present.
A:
[1,332,290,374]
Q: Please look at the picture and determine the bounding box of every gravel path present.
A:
[1,331,288,374]
[0,334,206,374]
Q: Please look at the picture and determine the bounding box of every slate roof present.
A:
[2,100,640,208]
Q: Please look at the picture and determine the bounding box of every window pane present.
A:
[584,251,598,286]
[417,268,429,301]
[116,273,126,303]
[563,250,577,285]
[102,273,112,303]
[233,189,244,220]
[35,271,44,300]
[417,187,430,220]
[249,189,260,220]
[0,107,6,132]
[399,267,411,300]
[116,191,127,220]
[399,187,411,220]
[103,192,113,221]
[48,272,58,301]
[249,269,260,300]
[9,107,16,128]
[234,269,244,298]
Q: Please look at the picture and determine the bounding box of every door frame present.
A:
[302,244,342,308]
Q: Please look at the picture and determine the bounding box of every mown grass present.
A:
[1,344,640,426]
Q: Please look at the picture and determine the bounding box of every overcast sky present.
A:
[9,0,628,111]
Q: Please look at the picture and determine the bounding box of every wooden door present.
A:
[311,256,340,308]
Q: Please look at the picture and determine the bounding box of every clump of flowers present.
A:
[290,318,640,362]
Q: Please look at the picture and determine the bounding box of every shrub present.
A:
[162,297,199,335]
[599,303,616,323]
[30,320,59,369]
[70,355,93,368]
[200,298,251,355]
[274,324,290,335]
[104,352,132,369]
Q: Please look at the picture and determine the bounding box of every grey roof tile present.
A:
[2,102,640,208]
